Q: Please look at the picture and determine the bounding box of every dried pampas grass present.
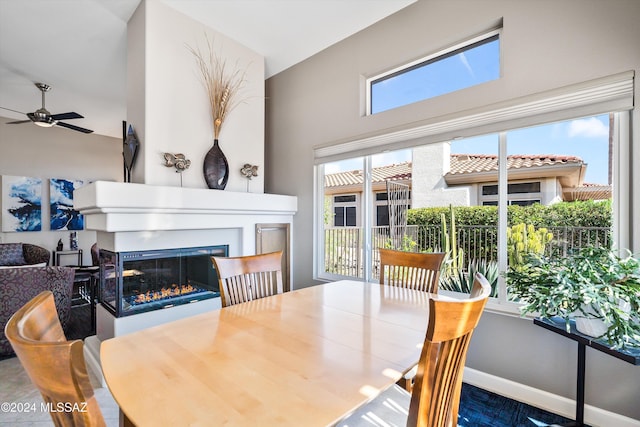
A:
[187,37,248,139]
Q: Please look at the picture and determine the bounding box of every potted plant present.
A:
[505,246,640,349]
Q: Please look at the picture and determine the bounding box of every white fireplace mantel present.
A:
[74,181,297,232]
[74,181,297,255]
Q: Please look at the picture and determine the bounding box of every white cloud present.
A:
[568,117,608,138]
[372,149,411,167]
[458,52,475,78]
[324,158,362,174]
[324,164,341,174]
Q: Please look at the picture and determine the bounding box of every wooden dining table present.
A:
[100,280,433,426]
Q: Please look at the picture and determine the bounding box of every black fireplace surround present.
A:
[99,245,228,317]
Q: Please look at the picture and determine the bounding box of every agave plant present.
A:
[440,257,499,297]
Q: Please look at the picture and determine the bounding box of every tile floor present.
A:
[0,356,119,426]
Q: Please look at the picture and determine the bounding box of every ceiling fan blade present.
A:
[0,106,27,115]
[6,120,32,124]
[56,121,94,134]
[50,112,83,121]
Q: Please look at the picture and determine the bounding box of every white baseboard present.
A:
[463,367,640,427]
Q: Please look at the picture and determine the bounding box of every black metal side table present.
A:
[53,249,83,266]
[534,317,640,427]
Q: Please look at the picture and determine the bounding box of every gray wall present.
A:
[265,0,640,420]
[0,116,121,265]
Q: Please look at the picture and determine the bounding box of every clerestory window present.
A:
[367,30,501,114]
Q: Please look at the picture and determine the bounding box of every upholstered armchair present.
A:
[0,265,75,357]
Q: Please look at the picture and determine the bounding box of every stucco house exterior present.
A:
[325,142,611,227]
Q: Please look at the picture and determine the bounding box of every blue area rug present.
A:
[459,383,578,427]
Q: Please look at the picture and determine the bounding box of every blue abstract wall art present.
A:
[1,176,42,232]
[50,178,85,231]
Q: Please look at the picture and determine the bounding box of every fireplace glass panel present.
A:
[99,245,228,317]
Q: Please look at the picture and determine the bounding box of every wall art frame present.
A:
[49,178,85,231]
[1,175,43,232]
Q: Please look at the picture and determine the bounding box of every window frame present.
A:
[480,180,543,206]
[315,112,629,315]
[331,193,359,227]
[315,71,633,311]
[365,29,502,116]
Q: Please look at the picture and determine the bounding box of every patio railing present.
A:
[324,224,611,278]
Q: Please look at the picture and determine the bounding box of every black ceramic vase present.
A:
[203,139,229,190]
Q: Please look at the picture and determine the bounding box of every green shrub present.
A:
[408,200,611,228]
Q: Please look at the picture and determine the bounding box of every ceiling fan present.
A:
[2,82,93,134]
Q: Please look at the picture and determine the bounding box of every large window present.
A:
[481,181,542,206]
[368,31,500,114]
[317,114,620,310]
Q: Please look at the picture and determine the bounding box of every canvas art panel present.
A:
[50,178,85,231]
[1,175,43,232]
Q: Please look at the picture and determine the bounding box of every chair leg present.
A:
[396,376,413,393]
[121,409,135,427]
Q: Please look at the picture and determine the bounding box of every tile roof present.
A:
[447,154,584,175]
[563,183,612,201]
[324,155,610,200]
[325,155,584,187]
[324,162,411,187]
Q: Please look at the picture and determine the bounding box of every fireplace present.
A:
[99,245,228,317]
[74,182,297,385]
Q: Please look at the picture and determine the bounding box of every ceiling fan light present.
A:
[34,121,55,128]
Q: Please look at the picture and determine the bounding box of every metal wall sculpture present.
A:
[386,180,410,250]
[122,121,139,183]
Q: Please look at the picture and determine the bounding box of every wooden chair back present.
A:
[408,273,491,427]
[5,291,106,427]
[212,251,284,307]
[379,248,446,293]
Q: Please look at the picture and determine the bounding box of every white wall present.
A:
[542,177,561,205]
[128,0,265,193]
[412,142,470,207]
[266,0,640,420]
[0,116,121,265]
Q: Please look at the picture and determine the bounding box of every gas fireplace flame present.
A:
[133,283,199,305]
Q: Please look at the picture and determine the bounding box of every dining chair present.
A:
[379,248,446,390]
[211,251,284,307]
[5,290,106,427]
[337,272,491,427]
[378,248,446,293]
